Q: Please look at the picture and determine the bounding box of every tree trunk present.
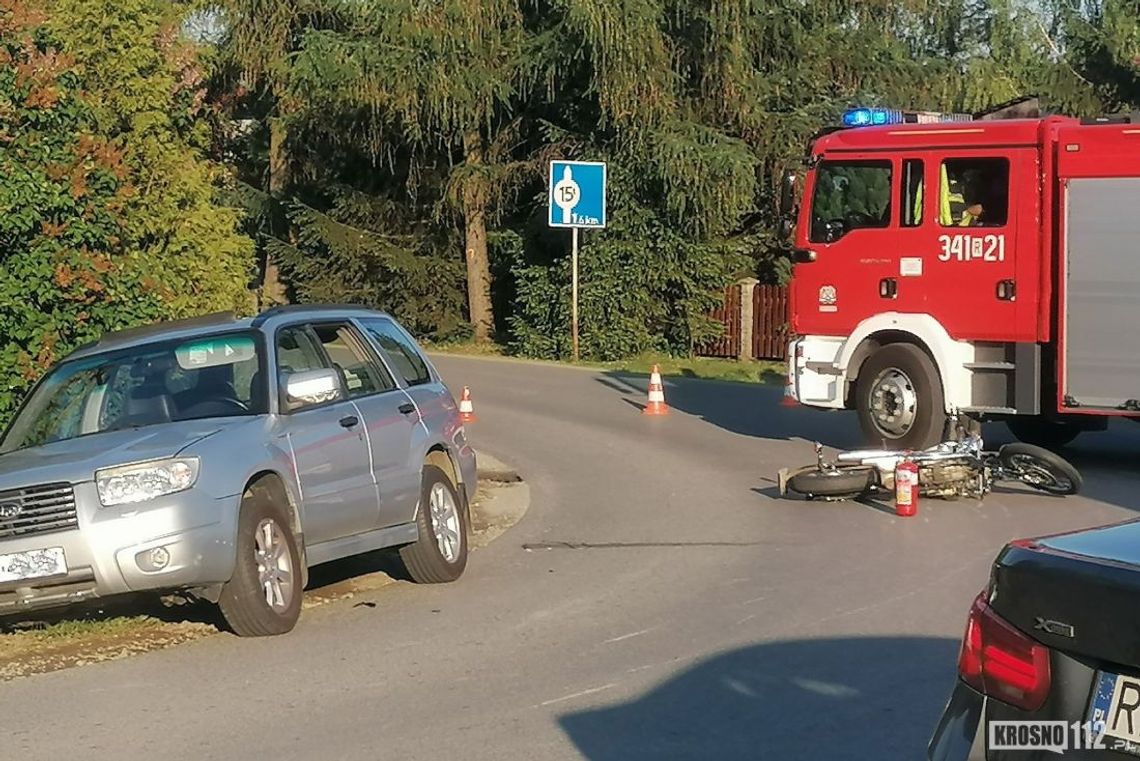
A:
[261,116,290,307]
[462,130,494,342]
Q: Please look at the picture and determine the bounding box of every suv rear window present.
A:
[359,319,431,387]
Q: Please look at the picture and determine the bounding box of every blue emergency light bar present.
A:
[841,107,974,127]
[842,108,904,127]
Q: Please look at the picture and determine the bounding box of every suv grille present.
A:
[0,483,79,540]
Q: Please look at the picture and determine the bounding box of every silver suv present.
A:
[0,306,476,636]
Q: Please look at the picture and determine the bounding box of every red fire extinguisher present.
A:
[895,458,919,517]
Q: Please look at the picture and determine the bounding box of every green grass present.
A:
[31,616,152,639]
[602,353,784,384]
[424,341,785,385]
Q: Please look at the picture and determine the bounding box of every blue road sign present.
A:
[548,161,606,229]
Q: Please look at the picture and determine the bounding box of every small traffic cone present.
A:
[643,365,669,416]
[781,378,799,407]
[458,386,476,423]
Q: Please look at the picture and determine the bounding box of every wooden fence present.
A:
[695,282,789,361]
[752,284,788,360]
[694,285,741,358]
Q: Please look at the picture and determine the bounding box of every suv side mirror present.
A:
[284,368,343,410]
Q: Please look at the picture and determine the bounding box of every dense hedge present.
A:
[0,0,254,424]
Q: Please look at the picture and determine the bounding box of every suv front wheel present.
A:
[218,482,303,637]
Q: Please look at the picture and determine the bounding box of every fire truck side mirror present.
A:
[778,170,798,238]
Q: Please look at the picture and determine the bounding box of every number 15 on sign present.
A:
[548,161,607,361]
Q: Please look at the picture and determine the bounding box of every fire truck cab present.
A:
[783,107,1140,450]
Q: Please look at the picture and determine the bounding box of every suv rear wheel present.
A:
[398,465,468,584]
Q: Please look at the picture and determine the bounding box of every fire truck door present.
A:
[920,152,1022,340]
[791,156,896,337]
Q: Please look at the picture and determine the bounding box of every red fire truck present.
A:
[781,107,1140,450]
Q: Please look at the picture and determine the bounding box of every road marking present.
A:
[736,614,757,626]
[723,677,758,697]
[522,540,776,550]
[790,547,997,631]
[604,628,651,644]
[539,683,618,707]
[792,677,860,697]
[736,595,768,606]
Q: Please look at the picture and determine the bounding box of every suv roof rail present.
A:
[97,311,238,346]
[250,303,384,327]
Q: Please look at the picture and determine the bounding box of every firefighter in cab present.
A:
[941,165,985,226]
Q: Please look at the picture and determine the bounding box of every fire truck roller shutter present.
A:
[838,313,976,447]
[1062,177,1140,410]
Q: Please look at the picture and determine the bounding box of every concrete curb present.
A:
[476,449,524,483]
[470,451,530,550]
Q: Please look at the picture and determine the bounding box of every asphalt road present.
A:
[7,354,1140,761]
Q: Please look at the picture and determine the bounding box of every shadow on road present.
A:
[981,421,1140,513]
[600,370,1140,514]
[598,372,865,450]
[559,635,958,761]
[305,548,411,588]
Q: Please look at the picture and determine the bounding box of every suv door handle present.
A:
[339,415,359,429]
[398,402,416,415]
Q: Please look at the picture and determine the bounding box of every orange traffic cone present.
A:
[643,365,669,416]
[781,378,799,407]
[458,386,476,423]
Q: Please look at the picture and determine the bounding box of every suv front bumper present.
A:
[0,482,239,613]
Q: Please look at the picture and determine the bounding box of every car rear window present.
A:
[359,319,431,387]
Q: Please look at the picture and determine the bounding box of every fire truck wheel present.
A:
[856,343,946,450]
[1005,417,1081,449]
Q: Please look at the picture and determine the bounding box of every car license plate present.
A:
[1089,671,1140,755]
[0,547,67,584]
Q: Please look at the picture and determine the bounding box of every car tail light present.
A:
[957,591,1051,711]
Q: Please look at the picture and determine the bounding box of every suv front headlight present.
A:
[96,457,200,507]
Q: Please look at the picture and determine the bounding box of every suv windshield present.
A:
[1,331,266,453]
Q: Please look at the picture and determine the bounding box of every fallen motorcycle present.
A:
[777,414,1083,501]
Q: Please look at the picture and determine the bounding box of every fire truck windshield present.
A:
[809,160,892,243]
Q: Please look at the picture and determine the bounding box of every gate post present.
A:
[737,278,759,362]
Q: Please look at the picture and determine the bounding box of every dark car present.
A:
[929,518,1140,759]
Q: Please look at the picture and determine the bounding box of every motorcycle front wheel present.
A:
[998,443,1083,496]
[787,467,875,499]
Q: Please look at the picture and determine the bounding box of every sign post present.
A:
[549,160,607,361]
